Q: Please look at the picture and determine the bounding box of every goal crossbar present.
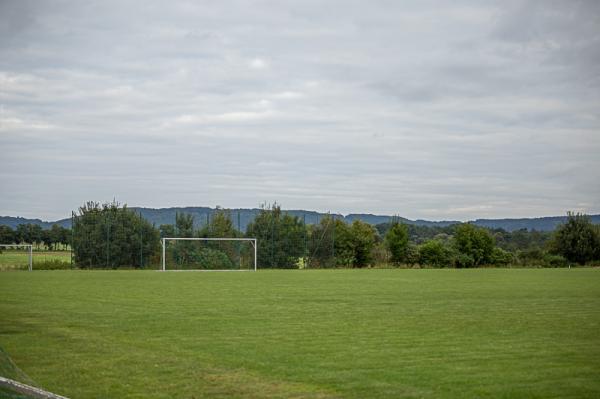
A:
[0,244,33,271]
[161,238,257,271]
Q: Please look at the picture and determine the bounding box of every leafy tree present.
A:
[385,221,409,264]
[490,247,515,266]
[15,224,43,246]
[246,203,305,268]
[56,225,71,250]
[159,224,176,238]
[492,228,552,252]
[371,242,391,266]
[549,212,600,264]
[307,215,336,268]
[199,209,245,268]
[333,220,377,268]
[418,240,455,267]
[405,243,420,265]
[455,253,475,268]
[350,220,377,267]
[72,201,160,268]
[376,222,458,244]
[0,226,15,244]
[453,223,494,267]
[42,224,68,250]
[175,213,194,237]
[41,229,53,250]
[192,248,234,270]
[517,247,545,266]
[164,209,247,269]
[172,212,196,267]
[333,219,355,267]
[543,253,568,268]
[199,208,239,238]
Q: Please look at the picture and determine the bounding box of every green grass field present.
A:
[0,251,71,271]
[1,269,599,398]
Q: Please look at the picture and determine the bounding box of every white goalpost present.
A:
[161,237,257,271]
[0,244,33,271]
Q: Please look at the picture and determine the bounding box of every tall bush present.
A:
[72,201,160,268]
[453,223,494,267]
[549,212,600,264]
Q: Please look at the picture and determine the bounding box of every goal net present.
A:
[161,238,257,271]
[0,244,32,271]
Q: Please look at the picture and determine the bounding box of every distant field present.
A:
[0,269,599,398]
[0,251,71,271]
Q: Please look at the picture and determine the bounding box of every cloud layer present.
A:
[1,0,599,220]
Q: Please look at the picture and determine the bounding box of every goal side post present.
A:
[161,238,257,271]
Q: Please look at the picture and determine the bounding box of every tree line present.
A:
[0,223,71,250]
[1,202,599,268]
[375,213,600,267]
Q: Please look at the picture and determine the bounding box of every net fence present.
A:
[2,208,365,270]
[68,208,342,269]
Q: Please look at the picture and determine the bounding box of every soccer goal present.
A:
[0,244,33,271]
[161,238,257,271]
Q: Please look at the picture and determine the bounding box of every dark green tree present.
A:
[333,220,377,268]
[15,224,43,246]
[192,248,234,270]
[453,223,495,267]
[385,221,409,264]
[198,208,246,269]
[307,215,336,268]
[199,208,239,238]
[333,219,355,267]
[418,239,455,267]
[490,247,515,266]
[159,224,176,238]
[549,212,600,264]
[72,201,160,268]
[175,213,194,237]
[246,203,305,268]
[172,212,196,267]
[350,220,377,267]
[42,224,67,250]
[0,226,16,244]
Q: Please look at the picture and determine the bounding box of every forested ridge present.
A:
[2,208,599,232]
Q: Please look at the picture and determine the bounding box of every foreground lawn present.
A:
[1,269,599,398]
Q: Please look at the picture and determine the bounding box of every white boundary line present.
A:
[0,376,69,399]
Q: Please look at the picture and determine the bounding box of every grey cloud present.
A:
[1,0,599,221]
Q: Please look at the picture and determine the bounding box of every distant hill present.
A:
[344,213,457,227]
[0,216,70,229]
[1,208,599,232]
[472,215,600,232]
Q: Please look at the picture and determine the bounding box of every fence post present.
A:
[106,212,110,268]
[303,213,307,268]
[70,211,74,268]
[140,212,143,268]
[332,213,335,263]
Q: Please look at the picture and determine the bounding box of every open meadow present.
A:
[1,269,599,398]
[0,251,71,271]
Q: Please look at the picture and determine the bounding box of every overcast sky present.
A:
[1,0,599,221]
